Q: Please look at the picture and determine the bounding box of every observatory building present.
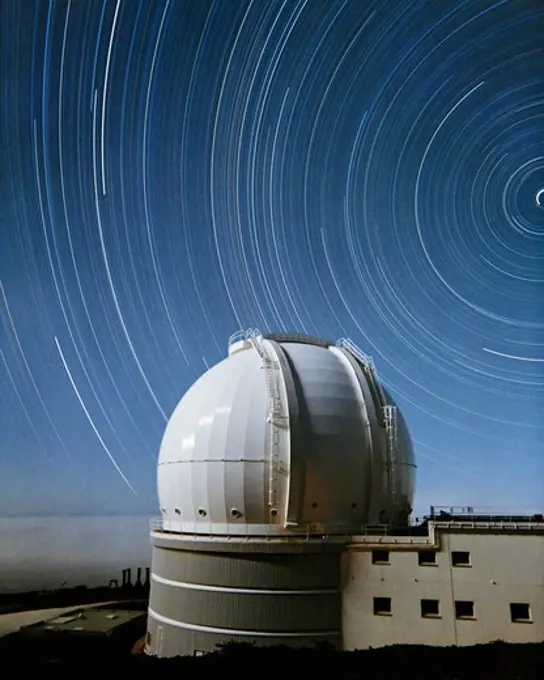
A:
[145,331,543,657]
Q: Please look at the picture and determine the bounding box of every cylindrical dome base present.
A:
[145,531,345,658]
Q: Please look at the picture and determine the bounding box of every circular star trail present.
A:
[1,0,543,516]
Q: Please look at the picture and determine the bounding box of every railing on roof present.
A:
[228,330,248,346]
[150,517,348,543]
[426,505,544,532]
[150,508,544,543]
[430,519,543,532]
[228,328,262,347]
[428,505,544,521]
[149,516,423,542]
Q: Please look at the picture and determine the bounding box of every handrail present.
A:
[228,328,261,347]
[428,505,544,521]
[149,517,421,537]
[431,520,544,531]
[150,515,544,542]
[228,330,247,346]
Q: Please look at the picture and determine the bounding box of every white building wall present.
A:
[341,531,544,649]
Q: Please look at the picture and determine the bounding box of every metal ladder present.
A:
[384,404,399,507]
[247,330,283,511]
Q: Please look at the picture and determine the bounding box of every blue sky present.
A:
[1,0,543,517]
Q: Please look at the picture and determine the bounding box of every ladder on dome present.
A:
[384,404,399,507]
[247,330,283,512]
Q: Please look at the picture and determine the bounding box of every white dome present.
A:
[157,332,415,535]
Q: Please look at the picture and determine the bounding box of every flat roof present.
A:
[29,606,144,634]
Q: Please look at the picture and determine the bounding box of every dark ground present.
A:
[0,634,542,679]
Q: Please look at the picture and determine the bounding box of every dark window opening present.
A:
[421,599,440,618]
[418,551,437,566]
[373,597,391,615]
[510,603,531,623]
[455,600,475,619]
[452,551,471,567]
[372,550,390,565]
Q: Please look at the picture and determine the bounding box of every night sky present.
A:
[1,0,543,518]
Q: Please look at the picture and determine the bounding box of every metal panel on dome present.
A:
[328,347,374,521]
[333,346,389,524]
[158,349,272,527]
[279,343,372,527]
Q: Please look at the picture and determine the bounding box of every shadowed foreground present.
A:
[0,635,542,678]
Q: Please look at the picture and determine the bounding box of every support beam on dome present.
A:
[265,338,306,528]
[247,332,290,521]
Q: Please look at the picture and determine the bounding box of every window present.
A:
[418,551,437,566]
[421,599,440,618]
[373,597,392,616]
[455,600,475,619]
[372,550,390,565]
[451,551,471,567]
[510,603,531,623]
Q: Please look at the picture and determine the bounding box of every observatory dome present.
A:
[158,331,415,535]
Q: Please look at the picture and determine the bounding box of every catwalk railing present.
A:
[149,508,544,544]
[428,505,543,521]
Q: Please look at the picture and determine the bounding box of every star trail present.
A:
[1,0,543,516]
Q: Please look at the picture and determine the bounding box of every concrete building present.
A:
[342,510,543,648]
[145,331,543,657]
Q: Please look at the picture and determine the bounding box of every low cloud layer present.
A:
[0,515,151,593]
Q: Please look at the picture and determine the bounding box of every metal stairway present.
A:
[246,329,285,512]
[384,404,399,506]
